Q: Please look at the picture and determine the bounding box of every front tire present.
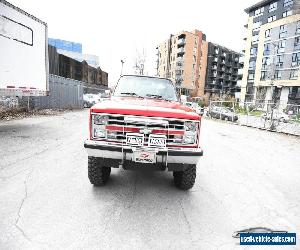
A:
[173,165,196,190]
[88,157,111,186]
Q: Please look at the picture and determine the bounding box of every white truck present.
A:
[0,0,48,96]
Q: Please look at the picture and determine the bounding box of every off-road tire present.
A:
[88,157,111,186]
[173,165,196,190]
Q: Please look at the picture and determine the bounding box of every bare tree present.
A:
[133,48,146,75]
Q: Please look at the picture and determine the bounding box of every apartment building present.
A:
[241,0,300,105]
[156,30,207,96]
[204,43,241,99]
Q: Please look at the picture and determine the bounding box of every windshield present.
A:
[113,76,178,101]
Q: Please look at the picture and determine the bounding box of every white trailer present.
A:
[0,0,48,96]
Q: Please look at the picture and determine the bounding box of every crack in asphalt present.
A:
[14,167,34,242]
[179,199,192,235]
[12,166,55,249]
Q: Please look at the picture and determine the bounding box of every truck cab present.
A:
[84,75,203,190]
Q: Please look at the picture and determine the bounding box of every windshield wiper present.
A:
[146,94,163,99]
[120,92,143,98]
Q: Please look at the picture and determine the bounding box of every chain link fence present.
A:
[208,100,300,136]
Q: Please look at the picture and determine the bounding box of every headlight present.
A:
[93,128,106,138]
[183,131,196,144]
[183,121,198,144]
[184,121,197,132]
[93,115,108,125]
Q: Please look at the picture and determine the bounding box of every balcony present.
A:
[212,65,217,70]
[175,69,183,76]
[175,76,183,82]
[176,57,184,66]
[177,56,184,62]
[177,47,185,54]
[178,38,186,46]
[213,58,218,63]
[220,60,225,65]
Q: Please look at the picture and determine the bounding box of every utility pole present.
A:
[120,60,124,76]
[268,42,278,130]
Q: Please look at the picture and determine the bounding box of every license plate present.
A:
[148,135,166,148]
[132,150,156,164]
[126,133,144,146]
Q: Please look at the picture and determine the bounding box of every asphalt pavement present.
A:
[0,110,299,250]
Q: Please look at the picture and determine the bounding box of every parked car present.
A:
[185,102,204,115]
[208,106,238,122]
[84,75,203,190]
[83,94,100,108]
[261,111,290,123]
[97,90,111,102]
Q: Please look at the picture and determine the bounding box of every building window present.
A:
[284,0,293,7]
[269,2,277,12]
[294,37,300,48]
[249,60,256,70]
[263,43,271,55]
[282,10,293,17]
[290,69,298,79]
[279,25,287,38]
[253,21,261,30]
[262,57,271,69]
[248,73,255,80]
[292,52,300,66]
[252,34,259,43]
[254,7,264,17]
[250,47,258,56]
[276,55,284,68]
[274,70,282,79]
[261,71,267,80]
[265,29,271,39]
[268,15,277,23]
[277,40,286,53]
[296,21,300,35]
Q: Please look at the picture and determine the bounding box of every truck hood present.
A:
[90,97,200,120]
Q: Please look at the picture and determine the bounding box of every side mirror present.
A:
[180,95,187,104]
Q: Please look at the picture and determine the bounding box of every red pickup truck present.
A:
[84,75,203,190]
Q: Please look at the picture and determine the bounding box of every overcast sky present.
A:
[9,0,259,86]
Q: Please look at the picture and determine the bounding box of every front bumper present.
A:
[84,140,203,170]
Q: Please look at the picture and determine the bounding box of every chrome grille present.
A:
[105,114,185,146]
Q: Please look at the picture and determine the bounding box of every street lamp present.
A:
[120,60,125,76]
